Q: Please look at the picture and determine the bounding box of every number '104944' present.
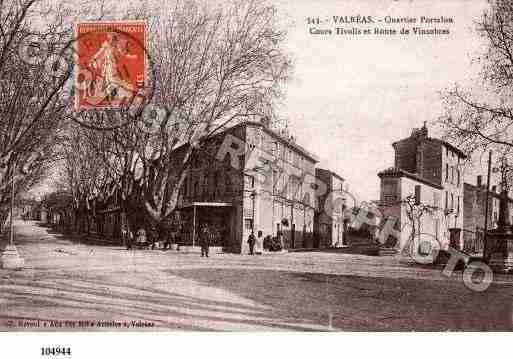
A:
[41,347,71,356]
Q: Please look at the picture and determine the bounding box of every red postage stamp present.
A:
[74,21,147,110]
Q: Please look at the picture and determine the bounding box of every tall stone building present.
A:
[314,169,345,248]
[173,121,319,253]
[378,123,466,249]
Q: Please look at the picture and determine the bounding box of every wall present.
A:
[242,123,317,253]
[399,176,447,249]
[314,169,333,248]
[420,140,443,186]
[174,125,246,252]
[379,175,448,250]
[440,145,464,248]
[393,137,417,173]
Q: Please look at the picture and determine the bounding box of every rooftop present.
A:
[391,123,467,159]
[316,168,344,181]
[378,167,443,190]
[239,121,319,163]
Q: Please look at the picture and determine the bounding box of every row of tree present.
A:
[0,0,74,231]
[0,0,292,239]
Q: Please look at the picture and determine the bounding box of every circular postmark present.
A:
[72,22,155,130]
[17,21,156,131]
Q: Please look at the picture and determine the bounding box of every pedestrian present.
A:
[149,226,158,250]
[125,229,133,250]
[200,225,210,258]
[248,231,256,255]
[277,229,284,250]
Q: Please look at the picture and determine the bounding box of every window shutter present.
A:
[415,185,421,205]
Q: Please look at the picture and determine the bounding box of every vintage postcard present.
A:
[2,0,513,352]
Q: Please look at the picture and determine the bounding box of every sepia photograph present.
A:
[1,0,513,350]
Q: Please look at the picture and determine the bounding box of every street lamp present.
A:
[0,165,25,269]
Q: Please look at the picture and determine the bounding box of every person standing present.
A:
[200,225,210,258]
[248,231,256,255]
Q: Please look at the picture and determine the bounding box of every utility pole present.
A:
[484,150,492,260]
[10,171,14,246]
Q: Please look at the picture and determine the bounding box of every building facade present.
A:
[174,121,319,254]
[378,124,466,250]
[314,168,346,248]
[463,178,513,254]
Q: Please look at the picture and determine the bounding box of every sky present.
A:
[28,0,492,201]
[272,0,490,202]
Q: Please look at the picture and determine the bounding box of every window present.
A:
[445,164,449,182]
[244,218,253,231]
[451,193,454,210]
[225,176,232,194]
[433,192,440,208]
[213,172,219,196]
[445,191,448,210]
[290,176,301,200]
[457,195,460,214]
[383,181,397,204]
[244,175,254,188]
[451,166,455,184]
[203,175,208,195]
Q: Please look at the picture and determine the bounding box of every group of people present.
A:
[122,223,261,256]
[123,227,181,250]
[247,230,264,255]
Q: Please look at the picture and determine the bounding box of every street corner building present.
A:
[35,119,350,255]
[169,121,320,254]
[313,168,346,249]
[377,123,466,251]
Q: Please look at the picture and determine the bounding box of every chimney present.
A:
[420,121,428,137]
[411,124,428,139]
[477,175,482,188]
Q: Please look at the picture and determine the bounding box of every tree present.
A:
[90,0,291,238]
[441,1,513,158]
[58,123,117,234]
[0,0,77,232]
[51,0,291,241]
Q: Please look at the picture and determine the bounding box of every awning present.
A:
[181,202,232,208]
[180,202,232,247]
